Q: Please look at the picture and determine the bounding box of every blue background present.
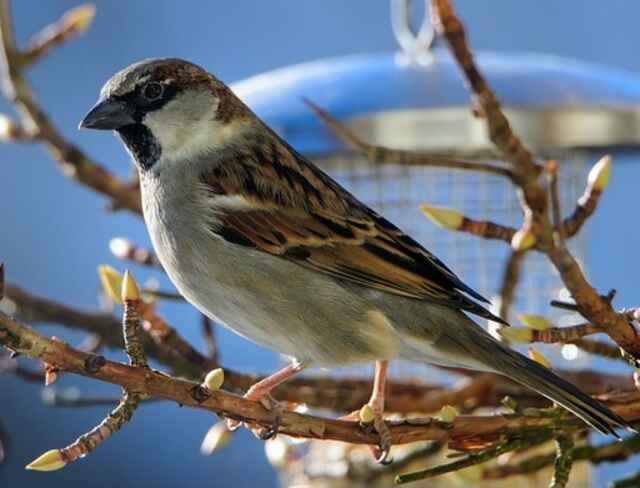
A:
[1,1,640,487]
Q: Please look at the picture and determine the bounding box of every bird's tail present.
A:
[488,340,628,436]
[435,313,631,436]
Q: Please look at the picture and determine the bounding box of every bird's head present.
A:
[79,58,250,171]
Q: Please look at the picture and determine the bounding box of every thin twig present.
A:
[0,1,142,214]
[550,289,617,313]
[569,339,624,362]
[547,160,565,247]
[498,250,526,321]
[532,323,603,344]
[19,4,95,67]
[430,0,541,182]
[121,272,147,368]
[457,216,517,243]
[421,204,517,243]
[55,391,144,468]
[549,433,574,488]
[304,98,515,178]
[547,246,640,359]
[395,433,552,484]
[563,156,610,237]
[484,433,640,479]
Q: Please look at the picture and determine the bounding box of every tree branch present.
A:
[549,433,574,488]
[431,0,640,360]
[498,250,526,321]
[3,310,640,453]
[563,156,610,237]
[0,1,142,214]
[304,98,515,178]
[18,4,95,67]
[484,433,640,479]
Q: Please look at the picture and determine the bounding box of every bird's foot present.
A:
[371,413,393,465]
[340,405,393,464]
[250,394,283,440]
[226,393,283,440]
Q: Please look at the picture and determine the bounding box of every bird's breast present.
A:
[138,171,402,365]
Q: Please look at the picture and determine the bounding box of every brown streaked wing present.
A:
[200,133,506,325]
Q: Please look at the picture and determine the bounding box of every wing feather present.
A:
[203,129,506,324]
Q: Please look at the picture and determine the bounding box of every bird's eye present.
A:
[142,82,164,101]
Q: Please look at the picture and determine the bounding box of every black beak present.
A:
[78,98,136,130]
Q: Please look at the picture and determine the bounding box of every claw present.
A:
[375,446,393,465]
[255,423,278,440]
[372,412,393,465]
[249,395,283,440]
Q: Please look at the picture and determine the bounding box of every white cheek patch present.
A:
[143,95,245,165]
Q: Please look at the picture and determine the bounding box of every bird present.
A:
[80,58,630,460]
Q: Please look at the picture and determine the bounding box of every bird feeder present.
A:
[231,2,640,486]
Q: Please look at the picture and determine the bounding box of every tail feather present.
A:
[495,345,628,436]
[434,313,633,436]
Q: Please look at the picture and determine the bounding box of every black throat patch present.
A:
[117,124,161,170]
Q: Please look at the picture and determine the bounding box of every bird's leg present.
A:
[368,360,392,464]
[339,360,392,464]
[227,361,305,438]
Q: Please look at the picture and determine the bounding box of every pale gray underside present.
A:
[139,154,493,370]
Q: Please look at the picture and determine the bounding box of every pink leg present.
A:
[369,360,392,463]
[227,361,305,437]
[338,360,392,463]
[245,361,305,401]
[369,360,388,414]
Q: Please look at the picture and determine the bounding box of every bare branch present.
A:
[26,391,144,471]
[4,310,640,453]
[547,160,565,247]
[304,98,515,178]
[396,433,552,484]
[563,156,611,237]
[430,0,541,182]
[549,434,574,488]
[570,339,624,362]
[547,247,640,360]
[0,1,142,214]
[534,323,603,344]
[498,250,526,320]
[484,433,640,479]
[121,271,147,367]
[19,4,95,67]
[420,204,517,243]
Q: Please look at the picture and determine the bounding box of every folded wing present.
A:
[201,130,506,325]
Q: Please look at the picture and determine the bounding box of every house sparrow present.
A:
[80,58,629,458]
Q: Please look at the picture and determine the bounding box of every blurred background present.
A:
[1,1,640,487]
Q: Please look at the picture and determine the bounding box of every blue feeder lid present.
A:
[232,49,640,154]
